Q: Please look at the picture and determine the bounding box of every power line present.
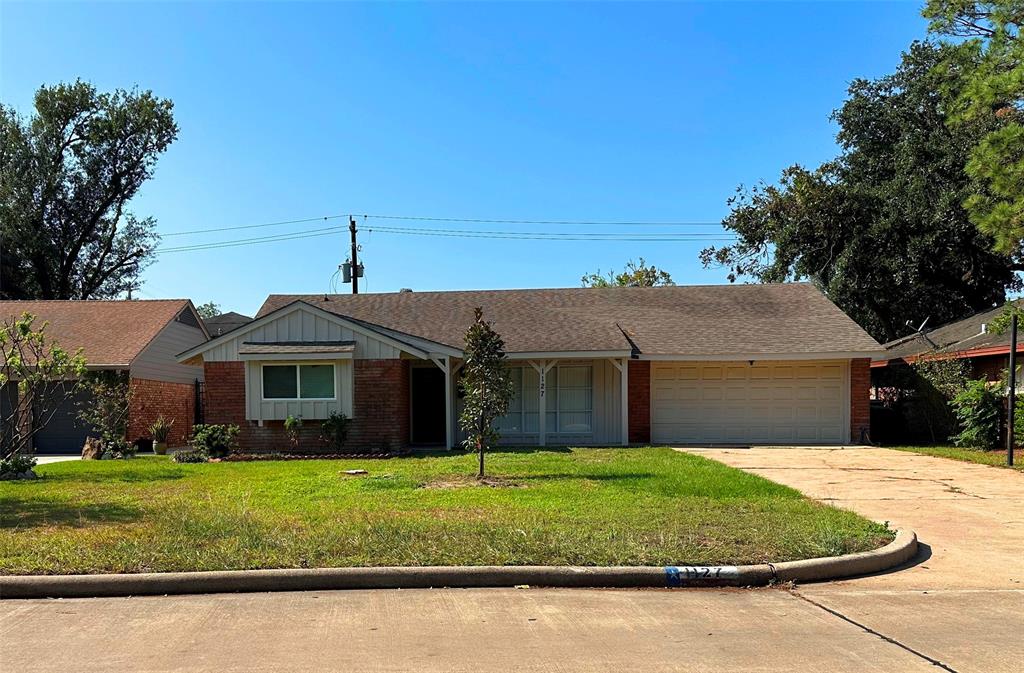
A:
[156,224,734,254]
[159,211,722,238]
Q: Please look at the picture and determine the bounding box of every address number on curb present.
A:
[663,565,740,586]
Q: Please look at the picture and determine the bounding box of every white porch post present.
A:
[620,357,629,446]
[432,356,454,449]
[443,356,453,449]
[609,357,629,446]
[530,359,557,447]
[536,360,547,446]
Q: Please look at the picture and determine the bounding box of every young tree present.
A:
[581,258,675,288]
[77,371,134,458]
[0,313,87,461]
[458,308,514,479]
[0,80,177,300]
[924,0,1024,256]
[701,43,1018,343]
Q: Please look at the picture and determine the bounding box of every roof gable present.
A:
[0,299,200,367]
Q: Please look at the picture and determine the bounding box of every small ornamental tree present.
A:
[77,371,134,458]
[0,313,87,463]
[458,308,514,479]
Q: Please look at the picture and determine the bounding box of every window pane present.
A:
[507,368,523,413]
[559,366,591,388]
[558,388,591,412]
[263,365,297,399]
[300,364,335,399]
[559,412,592,433]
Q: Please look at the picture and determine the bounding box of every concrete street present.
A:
[2,447,1021,672]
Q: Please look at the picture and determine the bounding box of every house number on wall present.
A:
[539,372,546,398]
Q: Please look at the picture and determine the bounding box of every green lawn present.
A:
[0,447,891,575]
[890,445,1024,471]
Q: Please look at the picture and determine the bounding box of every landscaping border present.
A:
[0,530,916,599]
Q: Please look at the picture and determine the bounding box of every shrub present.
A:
[172,449,209,463]
[321,412,351,451]
[284,415,303,451]
[951,379,1002,449]
[189,424,239,458]
[150,416,173,443]
[0,454,37,478]
[77,371,132,457]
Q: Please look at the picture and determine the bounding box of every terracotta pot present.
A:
[154,441,168,455]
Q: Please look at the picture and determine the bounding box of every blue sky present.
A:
[2,1,928,316]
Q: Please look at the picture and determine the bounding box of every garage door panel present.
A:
[650,361,848,445]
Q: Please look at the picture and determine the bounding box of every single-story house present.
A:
[177,283,881,451]
[872,300,1023,382]
[203,311,253,337]
[0,299,209,453]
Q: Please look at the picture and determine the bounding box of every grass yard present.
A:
[0,447,892,575]
[890,445,1024,471]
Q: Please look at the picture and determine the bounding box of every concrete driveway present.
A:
[1,447,1021,672]
[681,446,1024,673]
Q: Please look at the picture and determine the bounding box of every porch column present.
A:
[620,357,629,445]
[530,359,557,447]
[443,356,453,449]
[609,358,629,446]
[431,356,454,450]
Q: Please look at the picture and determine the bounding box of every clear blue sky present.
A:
[2,1,928,316]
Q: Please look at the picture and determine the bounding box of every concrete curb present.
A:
[0,529,916,599]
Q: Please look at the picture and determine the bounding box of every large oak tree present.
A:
[0,81,177,299]
[701,42,1020,343]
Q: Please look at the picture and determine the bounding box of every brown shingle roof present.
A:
[258,283,880,356]
[0,299,194,367]
[880,300,1021,361]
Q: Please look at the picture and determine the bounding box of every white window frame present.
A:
[260,362,337,402]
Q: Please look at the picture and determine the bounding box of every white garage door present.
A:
[651,361,849,445]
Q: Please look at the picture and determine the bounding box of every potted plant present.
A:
[150,416,174,455]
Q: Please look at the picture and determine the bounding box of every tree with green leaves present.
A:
[458,307,514,479]
[923,0,1024,256]
[195,302,221,319]
[0,313,87,465]
[581,258,675,288]
[701,42,1019,343]
[0,80,177,300]
[77,370,134,459]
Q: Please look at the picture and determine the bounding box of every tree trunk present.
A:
[478,439,484,478]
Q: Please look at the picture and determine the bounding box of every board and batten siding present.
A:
[245,359,353,421]
[130,320,207,384]
[200,310,402,362]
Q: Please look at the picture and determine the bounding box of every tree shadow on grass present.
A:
[0,495,144,529]
[517,472,656,482]
[39,470,186,485]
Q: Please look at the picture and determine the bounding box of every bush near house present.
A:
[188,424,239,458]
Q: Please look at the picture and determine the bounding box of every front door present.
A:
[411,366,446,445]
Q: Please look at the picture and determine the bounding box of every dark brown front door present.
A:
[411,367,446,445]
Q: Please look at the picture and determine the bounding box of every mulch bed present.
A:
[223,451,410,461]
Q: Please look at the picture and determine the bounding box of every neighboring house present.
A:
[203,311,253,337]
[0,300,209,453]
[178,283,881,451]
[872,300,1023,382]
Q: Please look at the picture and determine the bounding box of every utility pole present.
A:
[349,216,359,295]
[1009,314,1017,467]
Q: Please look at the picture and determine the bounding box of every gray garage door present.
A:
[32,387,96,454]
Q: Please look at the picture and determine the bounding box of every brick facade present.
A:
[627,360,651,444]
[850,357,871,444]
[128,377,195,447]
[201,359,410,453]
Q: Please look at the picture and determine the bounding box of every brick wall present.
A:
[201,359,410,453]
[627,360,651,444]
[850,357,871,444]
[128,377,195,447]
